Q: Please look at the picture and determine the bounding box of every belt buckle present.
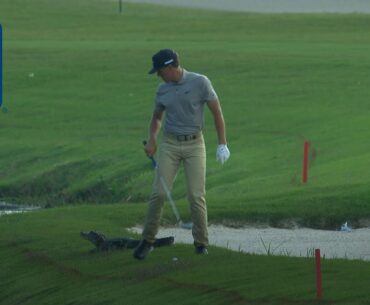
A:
[176,135,196,141]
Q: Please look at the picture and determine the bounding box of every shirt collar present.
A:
[175,68,187,85]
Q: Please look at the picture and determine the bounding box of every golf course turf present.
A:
[1,1,370,304]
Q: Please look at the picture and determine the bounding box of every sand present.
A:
[130,224,370,261]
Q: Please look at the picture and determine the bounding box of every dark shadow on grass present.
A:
[13,242,195,284]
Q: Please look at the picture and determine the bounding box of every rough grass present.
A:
[1,205,370,305]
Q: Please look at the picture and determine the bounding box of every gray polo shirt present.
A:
[154,69,218,135]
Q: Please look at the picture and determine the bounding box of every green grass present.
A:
[1,205,370,305]
[1,2,370,302]
[0,0,370,228]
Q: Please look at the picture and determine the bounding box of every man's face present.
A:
[157,66,173,82]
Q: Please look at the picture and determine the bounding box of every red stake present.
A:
[302,140,309,183]
[315,249,322,299]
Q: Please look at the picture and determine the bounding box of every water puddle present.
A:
[0,202,40,216]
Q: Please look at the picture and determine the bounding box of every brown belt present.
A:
[165,132,200,142]
[176,134,197,141]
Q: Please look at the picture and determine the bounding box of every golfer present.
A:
[134,49,230,259]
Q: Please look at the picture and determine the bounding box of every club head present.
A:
[179,221,193,230]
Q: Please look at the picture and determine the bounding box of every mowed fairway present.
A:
[1,1,370,304]
[1,1,370,227]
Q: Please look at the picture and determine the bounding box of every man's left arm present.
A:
[207,100,230,165]
[207,100,227,145]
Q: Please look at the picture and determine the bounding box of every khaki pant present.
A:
[142,132,208,247]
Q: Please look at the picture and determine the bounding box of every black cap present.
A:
[149,49,178,74]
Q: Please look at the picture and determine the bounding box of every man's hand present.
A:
[144,110,163,157]
[144,139,157,157]
[216,144,230,165]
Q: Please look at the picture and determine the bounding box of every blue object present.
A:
[149,156,157,168]
[340,222,352,232]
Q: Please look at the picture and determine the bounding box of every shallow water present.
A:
[0,202,40,216]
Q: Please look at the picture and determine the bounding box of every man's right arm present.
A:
[145,110,164,156]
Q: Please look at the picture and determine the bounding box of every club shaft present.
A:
[158,176,182,224]
[143,141,191,229]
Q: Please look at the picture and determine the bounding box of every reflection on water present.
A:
[0,202,40,216]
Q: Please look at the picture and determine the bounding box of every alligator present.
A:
[80,231,174,252]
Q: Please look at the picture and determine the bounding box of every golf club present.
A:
[143,141,193,230]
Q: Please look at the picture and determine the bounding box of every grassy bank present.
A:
[0,0,370,228]
[1,205,370,305]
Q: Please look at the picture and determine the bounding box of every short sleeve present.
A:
[154,85,166,112]
[201,76,218,102]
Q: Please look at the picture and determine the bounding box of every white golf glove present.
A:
[216,144,230,165]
